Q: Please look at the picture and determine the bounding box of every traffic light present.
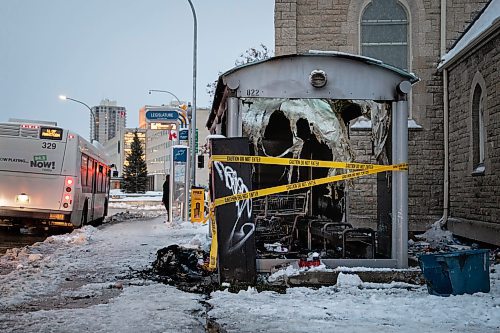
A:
[197,154,204,168]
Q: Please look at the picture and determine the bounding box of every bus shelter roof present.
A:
[207,51,419,128]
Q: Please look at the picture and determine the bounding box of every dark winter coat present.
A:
[162,175,170,210]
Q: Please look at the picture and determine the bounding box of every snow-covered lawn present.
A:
[0,201,498,333]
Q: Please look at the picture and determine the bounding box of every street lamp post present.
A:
[187,0,197,189]
[148,89,182,106]
[59,95,96,141]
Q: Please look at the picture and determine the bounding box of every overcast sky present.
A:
[0,0,275,137]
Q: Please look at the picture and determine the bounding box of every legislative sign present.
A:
[145,107,179,123]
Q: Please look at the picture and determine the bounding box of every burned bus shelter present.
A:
[205,52,418,278]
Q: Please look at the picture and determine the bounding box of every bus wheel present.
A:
[81,201,88,227]
[91,218,104,227]
[104,199,109,217]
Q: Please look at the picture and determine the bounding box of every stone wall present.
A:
[275,0,298,55]
[447,33,500,226]
[348,128,377,228]
[274,0,490,231]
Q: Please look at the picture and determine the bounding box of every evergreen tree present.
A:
[122,130,148,193]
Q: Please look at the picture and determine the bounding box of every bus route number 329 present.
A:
[42,142,57,149]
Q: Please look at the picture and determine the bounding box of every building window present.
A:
[471,83,486,175]
[361,0,409,70]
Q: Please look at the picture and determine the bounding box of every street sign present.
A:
[173,146,187,162]
[145,110,179,121]
[170,145,189,223]
[179,129,189,141]
[178,128,189,146]
[195,129,198,153]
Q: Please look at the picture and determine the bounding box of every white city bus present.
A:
[0,119,112,230]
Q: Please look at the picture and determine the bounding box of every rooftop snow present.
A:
[439,0,500,68]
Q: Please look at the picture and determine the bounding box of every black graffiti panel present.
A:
[210,137,256,284]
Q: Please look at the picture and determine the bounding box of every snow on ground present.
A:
[109,189,162,202]
[0,209,210,332]
[209,219,499,332]
[209,267,499,333]
[209,267,500,332]
[1,282,205,333]
[1,199,499,333]
[207,217,500,333]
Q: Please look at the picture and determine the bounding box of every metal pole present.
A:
[391,98,409,268]
[187,0,197,188]
[227,97,239,137]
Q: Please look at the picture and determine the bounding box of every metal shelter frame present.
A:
[206,52,419,270]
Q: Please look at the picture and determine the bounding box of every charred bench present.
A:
[342,228,376,259]
[307,220,352,252]
[306,220,376,259]
[253,192,376,259]
[253,192,309,253]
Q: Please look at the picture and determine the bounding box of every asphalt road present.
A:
[0,228,48,255]
[0,208,132,255]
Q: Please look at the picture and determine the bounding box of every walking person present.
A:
[162,174,170,222]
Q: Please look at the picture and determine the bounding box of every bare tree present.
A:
[234,44,272,66]
[206,44,273,100]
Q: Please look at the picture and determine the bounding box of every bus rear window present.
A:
[40,127,63,140]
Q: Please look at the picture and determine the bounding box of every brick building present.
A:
[274,0,493,236]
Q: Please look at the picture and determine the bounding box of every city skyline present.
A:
[0,0,274,139]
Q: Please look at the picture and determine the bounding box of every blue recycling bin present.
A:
[418,249,490,296]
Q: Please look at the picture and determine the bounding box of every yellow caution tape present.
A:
[213,163,407,207]
[211,155,380,170]
[208,204,218,270]
[207,154,408,269]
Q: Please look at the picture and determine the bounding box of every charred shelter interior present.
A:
[206,52,418,272]
[242,98,387,261]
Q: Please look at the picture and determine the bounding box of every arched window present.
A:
[361,0,409,70]
[471,83,485,172]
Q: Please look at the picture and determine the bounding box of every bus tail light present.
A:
[65,177,74,193]
[62,194,72,209]
[62,177,74,209]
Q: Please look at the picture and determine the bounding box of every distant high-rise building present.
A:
[91,99,126,144]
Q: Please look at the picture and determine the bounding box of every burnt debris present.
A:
[145,245,217,294]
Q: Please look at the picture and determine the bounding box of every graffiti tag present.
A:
[214,161,254,254]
